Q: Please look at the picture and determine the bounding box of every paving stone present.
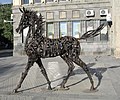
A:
[0,55,120,100]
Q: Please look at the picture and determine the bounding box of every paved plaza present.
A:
[0,54,120,100]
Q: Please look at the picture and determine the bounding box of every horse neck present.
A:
[24,24,44,47]
[25,18,44,48]
[33,21,44,40]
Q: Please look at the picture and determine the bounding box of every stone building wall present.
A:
[111,0,120,58]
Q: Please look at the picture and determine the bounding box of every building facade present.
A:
[12,0,120,57]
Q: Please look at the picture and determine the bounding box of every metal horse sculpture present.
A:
[13,7,107,93]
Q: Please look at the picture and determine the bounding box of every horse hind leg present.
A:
[36,58,52,90]
[72,56,95,91]
[13,58,34,93]
[60,55,75,89]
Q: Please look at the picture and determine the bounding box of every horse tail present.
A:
[79,22,108,40]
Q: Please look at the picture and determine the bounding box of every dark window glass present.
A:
[46,0,54,2]
[34,0,41,3]
[100,19,108,41]
[22,0,29,4]
[59,0,66,1]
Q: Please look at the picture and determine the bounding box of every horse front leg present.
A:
[36,58,52,90]
[13,58,34,93]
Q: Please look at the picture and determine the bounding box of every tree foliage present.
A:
[0,4,13,42]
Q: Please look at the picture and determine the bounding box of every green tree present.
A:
[0,4,13,43]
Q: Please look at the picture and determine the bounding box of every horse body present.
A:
[26,35,80,59]
[13,7,106,93]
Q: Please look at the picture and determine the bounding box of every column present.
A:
[67,21,72,36]
[112,0,120,58]
[54,22,59,38]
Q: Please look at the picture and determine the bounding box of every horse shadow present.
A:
[67,63,120,89]
[18,62,120,93]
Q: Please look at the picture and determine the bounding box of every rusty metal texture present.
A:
[13,7,107,93]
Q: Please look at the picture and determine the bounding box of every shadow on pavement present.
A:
[69,63,120,89]
[0,49,13,58]
[15,62,120,93]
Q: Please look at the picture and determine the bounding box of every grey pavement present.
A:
[0,49,13,58]
[0,55,120,100]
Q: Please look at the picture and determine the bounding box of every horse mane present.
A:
[34,13,45,38]
[25,9,45,39]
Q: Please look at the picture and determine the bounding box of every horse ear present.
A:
[39,13,42,17]
[19,8,23,13]
[23,7,26,12]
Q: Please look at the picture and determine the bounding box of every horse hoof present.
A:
[60,87,69,91]
[83,89,98,93]
[90,86,96,91]
[57,86,69,91]
[89,87,98,92]
[48,87,52,90]
[12,89,18,93]
[90,88,95,91]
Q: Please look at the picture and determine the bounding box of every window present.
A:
[73,21,80,38]
[59,11,66,19]
[72,19,108,42]
[34,0,41,3]
[46,20,108,41]
[85,19,108,42]
[94,20,100,42]
[59,0,66,1]
[22,0,29,4]
[86,20,94,42]
[47,23,54,39]
[47,12,54,20]
[60,22,67,37]
[100,19,108,41]
[46,0,54,2]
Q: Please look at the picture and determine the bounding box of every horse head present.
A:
[16,7,39,34]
